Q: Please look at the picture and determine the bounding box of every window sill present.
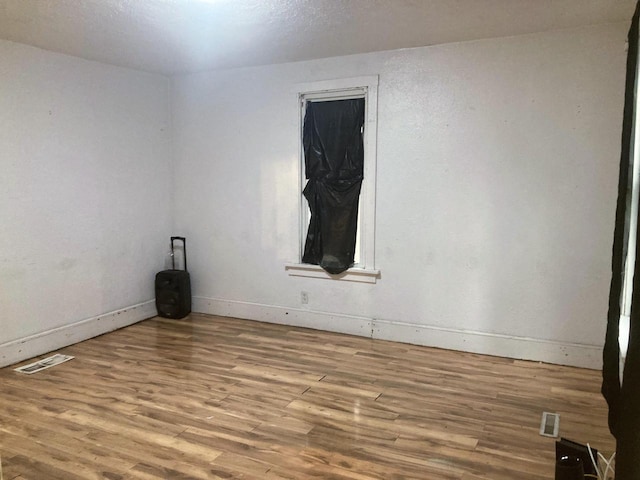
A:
[285,263,380,284]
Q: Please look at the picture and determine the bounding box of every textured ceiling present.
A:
[0,0,636,75]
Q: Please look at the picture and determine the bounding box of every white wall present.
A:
[0,40,172,366]
[172,23,627,368]
[0,22,626,369]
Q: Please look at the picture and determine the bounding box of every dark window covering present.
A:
[302,98,365,274]
[603,1,640,476]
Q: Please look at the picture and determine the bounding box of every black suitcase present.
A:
[155,237,191,319]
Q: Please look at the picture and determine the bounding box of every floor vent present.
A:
[14,354,74,374]
[540,411,560,437]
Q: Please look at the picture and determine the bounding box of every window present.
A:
[285,76,379,283]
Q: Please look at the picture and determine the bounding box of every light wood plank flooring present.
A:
[0,314,614,479]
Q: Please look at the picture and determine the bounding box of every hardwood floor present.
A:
[0,314,614,479]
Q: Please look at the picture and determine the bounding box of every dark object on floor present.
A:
[554,455,584,480]
[155,236,191,319]
[555,438,596,476]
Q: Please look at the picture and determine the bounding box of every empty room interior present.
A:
[1,0,639,478]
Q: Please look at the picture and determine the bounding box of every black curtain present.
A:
[302,99,365,274]
[602,2,640,477]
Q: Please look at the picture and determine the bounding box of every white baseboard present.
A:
[0,300,156,368]
[193,296,372,338]
[371,318,603,369]
[193,296,603,369]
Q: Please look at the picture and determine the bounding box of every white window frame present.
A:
[285,75,380,284]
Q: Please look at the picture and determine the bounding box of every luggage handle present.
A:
[170,237,187,272]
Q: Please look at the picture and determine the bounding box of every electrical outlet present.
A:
[301,291,309,304]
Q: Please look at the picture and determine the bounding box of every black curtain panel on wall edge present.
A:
[302,98,365,275]
[603,1,640,477]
